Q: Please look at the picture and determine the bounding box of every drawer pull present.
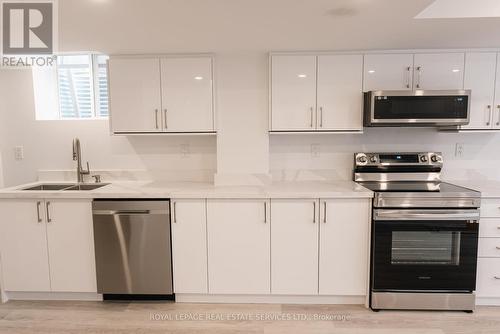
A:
[495,276,500,280]
[496,246,500,250]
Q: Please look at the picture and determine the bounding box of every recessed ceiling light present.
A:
[297,74,307,78]
[194,76,203,80]
[452,69,460,73]
[368,70,375,74]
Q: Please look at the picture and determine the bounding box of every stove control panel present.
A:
[355,152,443,166]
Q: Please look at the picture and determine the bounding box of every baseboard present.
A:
[175,294,366,304]
[476,297,500,306]
[5,291,103,301]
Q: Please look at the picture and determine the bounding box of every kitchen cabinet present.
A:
[493,53,500,130]
[109,57,162,133]
[171,199,208,294]
[477,258,500,298]
[463,52,497,130]
[207,199,270,294]
[109,55,215,134]
[319,199,370,295]
[0,199,96,293]
[160,57,214,132]
[317,55,363,131]
[413,53,465,90]
[271,55,317,131]
[271,199,319,295]
[363,54,414,91]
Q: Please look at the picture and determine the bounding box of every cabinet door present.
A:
[171,199,208,294]
[271,55,317,131]
[319,199,370,295]
[413,53,465,90]
[160,57,214,132]
[46,200,96,292]
[109,57,162,133]
[363,54,413,91]
[317,55,363,131]
[476,258,500,298]
[493,53,500,129]
[207,199,270,294]
[463,53,496,129]
[271,199,319,295]
[0,200,51,292]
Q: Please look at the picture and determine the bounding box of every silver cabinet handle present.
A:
[155,109,159,129]
[319,107,323,128]
[323,201,327,223]
[46,201,51,223]
[173,202,177,223]
[36,201,42,223]
[496,246,500,250]
[264,202,267,223]
[405,66,411,89]
[164,109,168,129]
[415,66,422,89]
[310,107,314,128]
[313,201,316,223]
[486,105,492,126]
[496,105,500,126]
[495,276,500,280]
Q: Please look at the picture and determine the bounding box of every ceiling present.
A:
[59,0,500,53]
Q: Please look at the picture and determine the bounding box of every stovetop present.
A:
[358,181,481,199]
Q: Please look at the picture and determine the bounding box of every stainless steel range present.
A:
[354,152,481,312]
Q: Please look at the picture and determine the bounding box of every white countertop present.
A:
[0,180,374,199]
[450,180,500,198]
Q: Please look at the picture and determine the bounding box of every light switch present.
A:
[455,143,464,158]
[14,146,24,160]
[311,144,320,158]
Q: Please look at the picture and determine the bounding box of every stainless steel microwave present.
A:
[363,90,471,127]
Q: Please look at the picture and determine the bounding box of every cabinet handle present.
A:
[264,202,267,223]
[46,201,52,223]
[323,201,327,223]
[495,276,500,280]
[415,66,422,89]
[173,202,177,223]
[486,105,492,126]
[319,107,323,128]
[310,107,314,128]
[496,105,500,126]
[313,201,316,223]
[164,109,168,129]
[405,66,411,89]
[36,201,42,223]
[155,109,159,129]
[496,246,500,250]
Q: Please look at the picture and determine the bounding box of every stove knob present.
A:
[369,156,377,163]
[358,156,367,163]
[420,155,428,163]
[431,155,440,163]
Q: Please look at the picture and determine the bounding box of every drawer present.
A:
[481,199,500,218]
[479,218,500,238]
[478,238,500,258]
[476,258,500,297]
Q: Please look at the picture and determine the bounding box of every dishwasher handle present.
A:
[93,209,160,215]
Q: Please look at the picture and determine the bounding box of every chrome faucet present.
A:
[72,138,90,183]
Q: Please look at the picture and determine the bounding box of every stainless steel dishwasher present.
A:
[92,200,173,300]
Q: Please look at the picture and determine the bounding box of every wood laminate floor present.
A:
[0,301,499,333]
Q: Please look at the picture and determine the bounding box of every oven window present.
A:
[391,231,461,265]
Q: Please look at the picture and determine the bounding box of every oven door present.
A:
[372,209,479,292]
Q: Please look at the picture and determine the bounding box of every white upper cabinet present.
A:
[0,200,51,292]
[45,200,97,293]
[413,53,465,90]
[317,55,363,131]
[109,55,215,134]
[160,57,214,132]
[319,199,370,296]
[271,55,317,131]
[494,53,500,130]
[463,52,497,130]
[207,199,271,294]
[363,54,413,91]
[271,199,319,295]
[109,57,162,133]
[171,199,208,294]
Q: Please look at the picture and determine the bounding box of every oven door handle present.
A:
[373,209,480,221]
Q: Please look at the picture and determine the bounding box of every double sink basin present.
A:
[21,183,109,191]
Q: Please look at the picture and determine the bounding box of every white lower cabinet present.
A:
[477,258,500,298]
[271,199,319,295]
[319,199,370,295]
[207,199,271,294]
[0,199,96,293]
[171,199,208,294]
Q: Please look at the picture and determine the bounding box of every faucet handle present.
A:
[85,162,91,174]
[92,175,101,183]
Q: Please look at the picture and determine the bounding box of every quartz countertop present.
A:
[0,180,373,200]
[450,180,500,199]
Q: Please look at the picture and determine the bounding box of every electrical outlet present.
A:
[455,143,464,158]
[180,144,190,158]
[14,146,24,160]
[311,144,320,158]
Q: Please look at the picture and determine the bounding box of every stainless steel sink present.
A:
[22,184,76,191]
[63,183,110,191]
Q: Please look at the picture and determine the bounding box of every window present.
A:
[32,53,109,120]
